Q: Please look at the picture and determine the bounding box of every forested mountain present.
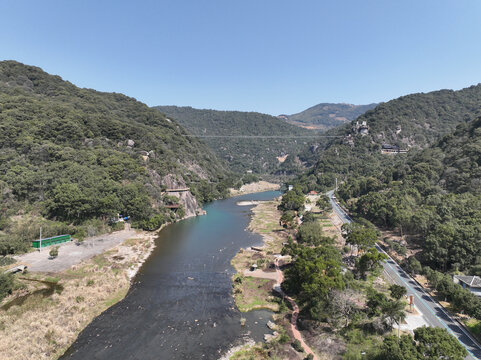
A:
[338,117,481,273]
[281,102,377,131]
[154,105,314,174]
[0,61,234,254]
[288,83,481,189]
[354,85,481,148]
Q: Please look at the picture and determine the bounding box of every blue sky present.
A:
[1,0,481,114]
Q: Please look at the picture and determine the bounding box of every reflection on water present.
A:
[61,191,281,360]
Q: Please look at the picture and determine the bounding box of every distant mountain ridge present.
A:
[154,105,314,174]
[281,102,378,131]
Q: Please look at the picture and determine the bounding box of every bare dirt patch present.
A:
[230,181,280,197]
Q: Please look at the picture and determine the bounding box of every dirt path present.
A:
[15,228,141,272]
[274,258,319,360]
[242,268,278,280]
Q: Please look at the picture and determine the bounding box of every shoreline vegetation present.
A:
[228,192,348,359]
[229,197,316,359]
[0,228,157,360]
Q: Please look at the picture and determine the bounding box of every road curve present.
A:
[326,190,481,360]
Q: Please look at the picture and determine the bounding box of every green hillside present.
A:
[0,61,233,254]
[288,83,481,188]
[154,105,314,174]
[355,85,481,148]
[282,102,377,131]
[338,117,481,273]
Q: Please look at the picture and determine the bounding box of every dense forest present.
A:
[0,61,235,254]
[337,117,481,274]
[355,85,481,148]
[276,188,468,359]
[281,102,377,131]
[154,105,314,174]
[287,83,481,189]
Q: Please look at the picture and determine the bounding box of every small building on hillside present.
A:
[381,144,409,154]
[308,191,318,195]
[453,275,481,296]
[32,234,71,249]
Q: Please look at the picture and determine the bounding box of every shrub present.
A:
[110,222,125,232]
[49,246,59,259]
[0,273,14,301]
[278,333,290,344]
[0,256,16,267]
[292,339,304,352]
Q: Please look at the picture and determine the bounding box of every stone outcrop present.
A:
[161,174,202,218]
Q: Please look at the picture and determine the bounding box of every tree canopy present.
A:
[0,61,234,253]
[154,105,314,174]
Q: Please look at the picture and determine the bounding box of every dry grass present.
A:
[231,200,285,315]
[247,200,286,254]
[229,181,280,197]
[231,248,258,273]
[230,344,270,360]
[0,232,155,360]
[232,276,279,312]
[232,200,286,273]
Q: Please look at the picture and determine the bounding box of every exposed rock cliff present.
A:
[162,174,202,218]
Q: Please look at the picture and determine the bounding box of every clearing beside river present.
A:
[0,231,156,360]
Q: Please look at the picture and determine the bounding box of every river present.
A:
[61,191,281,360]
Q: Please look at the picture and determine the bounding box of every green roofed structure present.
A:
[32,234,71,249]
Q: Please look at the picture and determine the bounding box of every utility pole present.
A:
[335,177,338,191]
[398,317,400,339]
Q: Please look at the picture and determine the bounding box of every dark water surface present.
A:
[61,191,280,360]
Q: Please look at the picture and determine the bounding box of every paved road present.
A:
[15,228,139,272]
[327,190,481,360]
